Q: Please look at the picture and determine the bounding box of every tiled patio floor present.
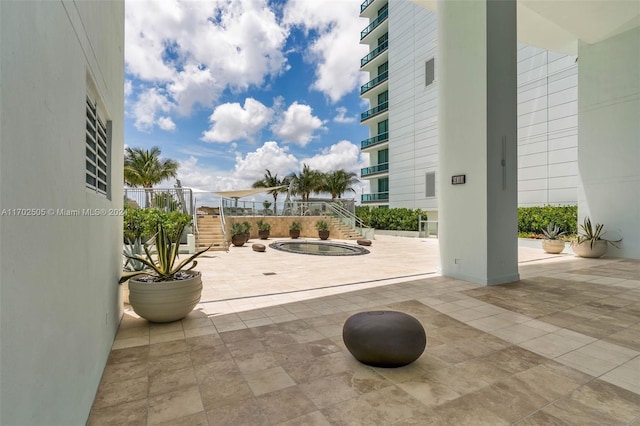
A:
[89,238,640,425]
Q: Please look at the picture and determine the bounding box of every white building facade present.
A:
[359,0,579,215]
[0,1,124,424]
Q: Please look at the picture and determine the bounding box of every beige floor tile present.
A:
[245,366,296,396]
[184,325,217,338]
[149,330,185,344]
[147,386,204,425]
[111,336,150,350]
[557,350,620,376]
[149,367,197,397]
[299,374,359,408]
[520,333,588,358]
[467,315,514,332]
[491,323,548,344]
[576,340,639,364]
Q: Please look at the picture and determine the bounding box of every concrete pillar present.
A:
[437,0,519,285]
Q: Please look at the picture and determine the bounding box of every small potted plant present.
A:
[541,223,566,254]
[289,221,302,239]
[242,221,252,242]
[262,200,272,215]
[257,219,271,239]
[230,222,246,247]
[120,222,211,323]
[572,216,622,258]
[316,220,330,240]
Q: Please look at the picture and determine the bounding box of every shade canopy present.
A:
[211,186,287,199]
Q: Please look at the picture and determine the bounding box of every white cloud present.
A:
[283,0,368,102]
[124,80,133,97]
[233,141,299,182]
[132,87,175,131]
[202,98,273,143]
[271,102,323,146]
[302,140,365,174]
[333,106,356,123]
[157,116,176,131]
[125,0,289,129]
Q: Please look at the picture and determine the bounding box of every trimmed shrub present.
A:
[356,207,428,231]
[518,205,577,235]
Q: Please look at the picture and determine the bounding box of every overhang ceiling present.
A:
[410,0,640,55]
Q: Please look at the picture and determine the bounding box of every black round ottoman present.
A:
[343,311,426,367]
[252,243,266,252]
[357,239,372,246]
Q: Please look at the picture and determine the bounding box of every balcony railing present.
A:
[360,71,388,94]
[361,132,389,149]
[361,40,388,68]
[360,0,375,13]
[361,101,388,122]
[361,162,389,177]
[361,192,389,202]
[360,8,388,40]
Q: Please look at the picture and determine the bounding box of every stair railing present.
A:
[325,202,374,239]
[192,196,199,237]
[218,197,228,249]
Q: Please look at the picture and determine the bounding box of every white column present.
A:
[437,0,519,285]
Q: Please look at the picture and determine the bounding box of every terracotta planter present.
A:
[231,234,245,247]
[128,272,202,323]
[289,229,300,239]
[542,239,566,254]
[318,230,330,240]
[258,230,270,240]
[573,240,608,258]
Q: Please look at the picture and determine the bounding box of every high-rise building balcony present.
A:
[361,192,389,203]
[361,162,389,177]
[361,40,388,68]
[360,8,388,40]
[360,101,388,122]
[360,71,388,95]
[360,0,375,13]
[360,132,389,150]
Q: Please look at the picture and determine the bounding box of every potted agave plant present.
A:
[120,222,211,323]
[316,220,330,240]
[289,221,302,239]
[572,216,622,258]
[541,223,567,254]
[257,219,271,239]
[230,222,247,247]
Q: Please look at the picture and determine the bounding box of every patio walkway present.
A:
[90,236,640,425]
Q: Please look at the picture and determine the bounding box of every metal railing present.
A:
[361,40,388,68]
[361,192,389,202]
[361,101,388,122]
[326,202,374,239]
[360,7,388,40]
[218,197,227,245]
[361,162,389,177]
[124,187,194,215]
[192,196,199,236]
[360,70,388,94]
[360,0,375,13]
[361,132,389,150]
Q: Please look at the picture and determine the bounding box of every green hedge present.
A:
[355,207,428,231]
[124,206,192,242]
[518,205,577,235]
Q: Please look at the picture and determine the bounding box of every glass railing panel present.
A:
[360,132,389,149]
[360,0,374,13]
[360,102,389,122]
[360,9,388,40]
[361,192,389,202]
[361,40,388,67]
[360,71,389,94]
[360,162,389,176]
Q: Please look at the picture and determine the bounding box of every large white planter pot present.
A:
[573,240,608,258]
[542,239,566,254]
[128,272,202,323]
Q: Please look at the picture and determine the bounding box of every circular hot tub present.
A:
[269,240,369,256]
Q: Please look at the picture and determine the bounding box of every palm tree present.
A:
[252,169,289,215]
[288,164,323,203]
[124,146,179,207]
[323,169,359,200]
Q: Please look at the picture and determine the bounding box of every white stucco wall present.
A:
[384,6,578,212]
[0,1,124,424]
[577,26,640,259]
[388,1,439,211]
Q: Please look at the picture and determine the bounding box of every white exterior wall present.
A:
[388,2,439,211]
[577,26,640,259]
[0,1,124,424]
[517,45,578,206]
[381,8,578,212]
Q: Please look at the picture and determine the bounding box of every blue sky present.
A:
[124,0,371,203]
